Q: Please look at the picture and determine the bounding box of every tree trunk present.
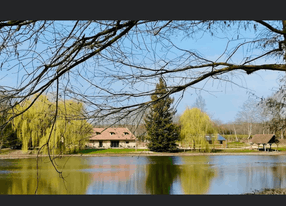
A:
[0,139,3,152]
[248,123,252,139]
[0,129,3,152]
[282,20,286,61]
[193,140,196,150]
[232,124,238,141]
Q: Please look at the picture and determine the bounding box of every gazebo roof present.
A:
[251,134,278,144]
[217,134,226,141]
[205,134,226,141]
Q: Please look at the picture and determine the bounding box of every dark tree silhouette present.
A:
[144,78,180,152]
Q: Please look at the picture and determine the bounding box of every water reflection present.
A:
[271,165,286,188]
[0,157,92,194]
[1,156,286,194]
[87,157,139,194]
[207,156,286,194]
[145,156,181,194]
[179,156,216,194]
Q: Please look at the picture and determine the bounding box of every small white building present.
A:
[87,128,136,149]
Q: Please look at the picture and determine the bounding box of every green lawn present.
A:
[78,148,149,154]
[276,146,286,151]
[227,142,249,148]
[212,149,259,153]
[0,149,11,155]
[180,149,263,153]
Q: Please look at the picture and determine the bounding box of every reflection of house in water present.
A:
[90,164,137,182]
[86,157,147,194]
[87,128,136,148]
[89,158,138,183]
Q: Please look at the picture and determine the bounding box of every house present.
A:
[250,134,279,151]
[87,128,136,148]
[205,134,227,148]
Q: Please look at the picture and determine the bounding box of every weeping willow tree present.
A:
[11,95,54,151]
[39,99,93,154]
[11,94,92,154]
[179,107,216,152]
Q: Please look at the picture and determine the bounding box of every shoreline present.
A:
[1,151,286,159]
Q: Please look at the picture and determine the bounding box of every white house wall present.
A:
[120,141,136,148]
[87,140,136,148]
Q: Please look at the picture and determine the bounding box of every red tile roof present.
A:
[89,128,136,141]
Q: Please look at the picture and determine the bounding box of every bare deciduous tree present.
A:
[235,97,263,139]
[1,20,286,192]
[1,20,286,129]
[192,95,207,113]
[262,75,286,138]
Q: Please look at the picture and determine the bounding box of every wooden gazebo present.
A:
[250,134,279,151]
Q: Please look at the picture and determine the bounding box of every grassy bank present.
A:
[276,146,286,151]
[178,148,259,154]
[0,148,11,155]
[246,188,286,195]
[226,141,248,148]
[78,148,149,154]
[2,146,286,158]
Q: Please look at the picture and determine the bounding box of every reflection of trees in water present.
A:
[1,156,216,194]
[179,156,216,194]
[220,158,286,193]
[4,156,285,194]
[242,163,286,190]
[145,156,181,194]
[0,157,92,194]
[271,164,286,188]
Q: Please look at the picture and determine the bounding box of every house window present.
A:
[99,141,103,147]
[96,132,101,135]
[124,132,129,135]
[126,141,129,144]
[111,141,119,147]
[219,141,223,144]
[110,132,115,135]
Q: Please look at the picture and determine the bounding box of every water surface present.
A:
[0,155,286,194]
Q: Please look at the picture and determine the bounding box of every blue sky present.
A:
[174,70,283,123]
[166,27,285,123]
[1,21,285,124]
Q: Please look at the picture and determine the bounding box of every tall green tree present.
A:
[179,107,216,151]
[144,78,180,152]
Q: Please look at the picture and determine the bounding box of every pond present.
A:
[0,155,286,194]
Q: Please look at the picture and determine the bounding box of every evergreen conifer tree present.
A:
[144,78,180,152]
